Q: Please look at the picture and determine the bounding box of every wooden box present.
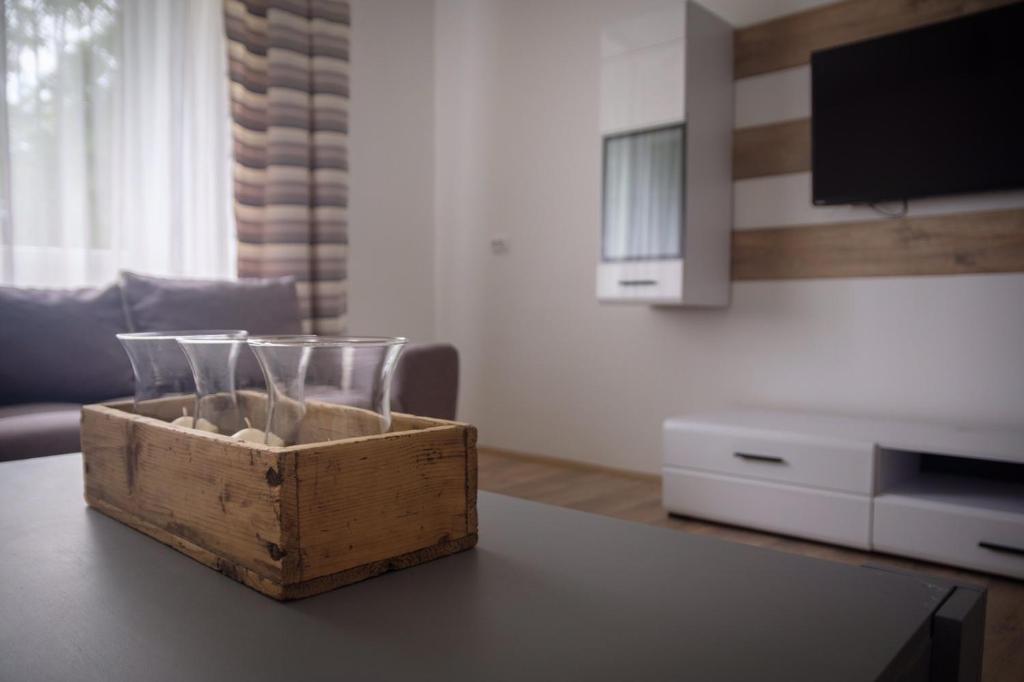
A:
[80,394,478,600]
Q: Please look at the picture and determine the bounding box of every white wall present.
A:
[433,0,1024,474]
[347,0,436,341]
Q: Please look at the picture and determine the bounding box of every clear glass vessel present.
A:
[116,330,244,425]
[248,336,407,446]
[177,332,249,435]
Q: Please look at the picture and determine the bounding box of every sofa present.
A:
[0,271,458,461]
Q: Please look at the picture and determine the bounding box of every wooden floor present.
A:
[478,448,1024,682]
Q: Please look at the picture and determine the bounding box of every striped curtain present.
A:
[224,0,350,334]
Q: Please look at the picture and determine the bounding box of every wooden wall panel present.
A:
[730,0,1024,280]
[733,119,810,180]
[731,209,1024,280]
[734,0,1016,79]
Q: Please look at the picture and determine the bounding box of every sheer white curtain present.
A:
[0,0,234,288]
[603,125,684,261]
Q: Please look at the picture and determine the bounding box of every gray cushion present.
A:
[0,403,83,461]
[120,271,304,335]
[0,284,132,405]
[391,343,459,420]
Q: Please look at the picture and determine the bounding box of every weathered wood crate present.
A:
[81,394,478,600]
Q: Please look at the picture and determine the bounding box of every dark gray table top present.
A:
[1,454,952,682]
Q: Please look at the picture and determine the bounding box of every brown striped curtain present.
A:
[224,0,350,334]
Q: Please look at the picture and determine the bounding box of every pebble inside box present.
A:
[80,393,478,600]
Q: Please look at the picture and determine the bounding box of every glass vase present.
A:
[248,336,407,446]
[116,330,245,427]
[176,332,249,435]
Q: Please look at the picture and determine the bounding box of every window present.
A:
[0,0,234,287]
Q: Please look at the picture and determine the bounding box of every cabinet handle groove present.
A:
[734,452,786,464]
[978,541,1024,557]
[618,279,658,287]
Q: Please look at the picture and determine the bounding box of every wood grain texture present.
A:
[733,118,810,180]
[298,399,387,441]
[731,208,1024,280]
[465,426,479,536]
[82,404,287,581]
[292,425,474,582]
[88,496,292,599]
[278,534,479,600]
[734,0,1017,79]
[731,0,1024,280]
[81,401,478,600]
[477,448,1024,682]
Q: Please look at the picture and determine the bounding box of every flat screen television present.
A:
[811,3,1024,206]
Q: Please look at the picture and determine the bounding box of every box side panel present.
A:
[81,405,287,581]
[278,449,302,582]
[281,534,478,600]
[295,424,472,582]
[391,411,458,431]
[87,496,286,600]
[300,402,457,442]
[465,425,478,535]
[104,395,192,421]
[299,400,389,442]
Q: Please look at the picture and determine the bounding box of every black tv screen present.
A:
[811,3,1024,206]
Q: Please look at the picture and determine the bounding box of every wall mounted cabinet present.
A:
[597,1,733,306]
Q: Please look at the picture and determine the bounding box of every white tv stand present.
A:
[662,410,1024,579]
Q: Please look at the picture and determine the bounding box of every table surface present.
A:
[1,453,954,682]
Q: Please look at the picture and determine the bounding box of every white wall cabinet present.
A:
[600,40,685,135]
[597,1,732,306]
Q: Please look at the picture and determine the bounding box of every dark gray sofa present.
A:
[0,272,458,462]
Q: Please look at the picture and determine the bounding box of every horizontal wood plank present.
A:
[279,534,478,600]
[734,0,1016,79]
[731,208,1024,279]
[733,118,810,180]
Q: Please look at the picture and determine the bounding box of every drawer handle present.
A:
[978,541,1024,557]
[734,452,786,464]
[618,279,658,286]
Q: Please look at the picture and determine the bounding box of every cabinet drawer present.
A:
[662,467,872,549]
[596,260,683,304]
[874,496,1024,580]
[663,420,875,494]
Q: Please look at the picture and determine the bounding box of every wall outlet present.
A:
[490,235,510,254]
